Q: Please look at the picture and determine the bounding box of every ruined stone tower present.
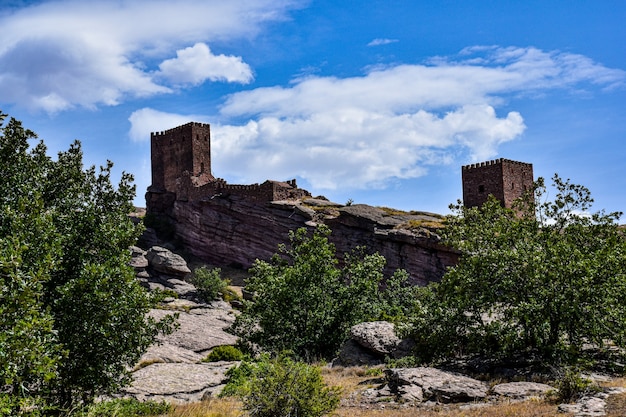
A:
[462,158,533,209]
[150,122,213,193]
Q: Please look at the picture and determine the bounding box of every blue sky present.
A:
[1,0,625,215]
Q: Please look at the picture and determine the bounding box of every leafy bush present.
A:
[203,345,245,362]
[222,355,341,417]
[77,398,171,416]
[551,368,600,403]
[191,266,229,302]
[232,225,417,361]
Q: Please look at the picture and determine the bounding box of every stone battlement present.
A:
[462,158,531,170]
[152,122,211,137]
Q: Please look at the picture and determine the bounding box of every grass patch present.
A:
[377,207,408,216]
[166,398,242,417]
[399,219,446,230]
[78,398,170,416]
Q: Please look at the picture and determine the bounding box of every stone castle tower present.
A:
[150,122,214,193]
[462,158,533,209]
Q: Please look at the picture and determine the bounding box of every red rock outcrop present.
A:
[147,190,457,286]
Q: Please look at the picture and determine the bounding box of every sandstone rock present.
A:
[491,381,553,399]
[124,362,236,403]
[139,342,204,365]
[129,246,149,269]
[154,194,457,287]
[350,321,400,355]
[334,321,414,366]
[149,307,237,354]
[137,227,159,249]
[334,339,384,367]
[558,396,607,416]
[146,246,191,277]
[160,277,196,297]
[385,367,488,403]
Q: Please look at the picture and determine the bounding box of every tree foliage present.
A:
[232,225,416,361]
[0,111,172,413]
[408,175,626,364]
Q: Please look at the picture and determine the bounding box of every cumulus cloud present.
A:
[198,46,621,190]
[157,43,253,85]
[128,108,211,142]
[0,0,301,112]
[367,38,399,47]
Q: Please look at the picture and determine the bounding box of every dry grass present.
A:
[321,365,572,417]
[334,401,567,417]
[155,368,626,417]
[164,398,243,417]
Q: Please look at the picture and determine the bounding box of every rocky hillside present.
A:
[125,245,626,416]
[145,193,458,286]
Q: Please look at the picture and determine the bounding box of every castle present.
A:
[145,121,530,285]
[147,122,311,208]
[148,122,533,210]
[462,158,534,209]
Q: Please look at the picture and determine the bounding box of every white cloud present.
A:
[128,108,211,142]
[367,38,398,47]
[0,0,301,112]
[130,46,623,191]
[157,43,253,85]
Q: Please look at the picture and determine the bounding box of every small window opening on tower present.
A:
[511,183,515,190]
[478,185,485,193]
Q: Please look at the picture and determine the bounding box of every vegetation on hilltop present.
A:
[406,175,626,365]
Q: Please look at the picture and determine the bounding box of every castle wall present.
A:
[462,158,533,208]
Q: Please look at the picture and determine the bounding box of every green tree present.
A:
[232,225,416,361]
[408,175,626,364]
[0,111,173,412]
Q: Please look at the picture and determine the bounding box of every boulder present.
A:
[491,381,553,399]
[334,339,384,367]
[146,246,191,277]
[124,362,236,403]
[333,321,415,366]
[129,246,149,269]
[149,305,237,354]
[350,321,400,356]
[385,367,489,403]
[138,342,204,365]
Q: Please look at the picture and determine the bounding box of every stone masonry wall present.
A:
[462,158,533,208]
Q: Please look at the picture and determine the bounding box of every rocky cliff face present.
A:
[147,191,457,286]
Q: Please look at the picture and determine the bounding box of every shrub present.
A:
[77,398,171,416]
[191,267,229,302]
[551,368,600,403]
[223,355,341,417]
[203,345,245,362]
